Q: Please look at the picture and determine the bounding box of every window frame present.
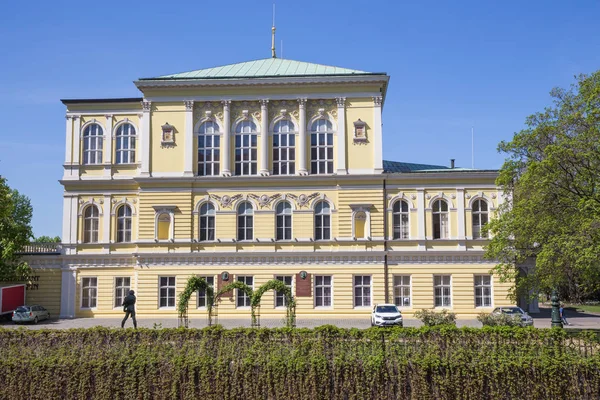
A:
[274,275,293,308]
[159,276,176,309]
[314,275,333,308]
[114,276,131,309]
[115,122,136,164]
[237,201,254,241]
[234,120,258,176]
[81,277,98,309]
[116,204,132,243]
[433,275,452,308]
[393,275,411,307]
[353,275,372,308]
[314,200,331,241]
[199,202,216,242]
[310,118,334,175]
[432,199,449,239]
[82,123,104,165]
[472,199,489,239]
[474,275,493,308]
[236,275,254,308]
[275,201,293,241]
[392,200,410,240]
[197,120,221,176]
[83,205,100,244]
[196,275,215,309]
[272,119,296,175]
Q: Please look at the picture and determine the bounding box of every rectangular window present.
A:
[310,132,334,174]
[198,133,220,176]
[236,276,253,307]
[197,276,215,308]
[114,277,131,308]
[273,132,296,175]
[81,277,97,308]
[434,275,451,307]
[353,275,371,307]
[315,275,332,307]
[393,275,411,307]
[275,275,293,307]
[159,276,176,308]
[474,275,492,307]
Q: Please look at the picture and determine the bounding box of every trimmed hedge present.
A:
[0,326,599,399]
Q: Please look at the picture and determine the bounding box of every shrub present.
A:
[415,309,457,326]
[477,312,522,327]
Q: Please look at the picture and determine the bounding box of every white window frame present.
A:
[81,277,97,309]
[153,206,176,242]
[314,275,333,308]
[115,122,136,164]
[434,275,452,307]
[196,276,215,309]
[274,275,293,308]
[392,200,410,240]
[393,275,411,307]
[199,202,216,242]
[353,275,372,308]
[472,199,489,239]
[236,275,254,308]
[234,120,258,176]
[237,201,254,241]
[159,276,176,308]
[83,205,99,243]
[275,201,292,241]
[474,275,493,307]
[114,277,131,309]
[310,119,334,175]
[272,119,296,175]
[432,199,449,239]
[314,200,331,241]
[197,120,220,176]
[82,123,103,165]
[116,204,132,243]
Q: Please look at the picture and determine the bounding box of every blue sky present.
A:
[0,1,599,237]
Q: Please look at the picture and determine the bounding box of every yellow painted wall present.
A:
[9,268,63,317]
[345,98,374,171]
[150,103,185,173]
[138,191,193,240]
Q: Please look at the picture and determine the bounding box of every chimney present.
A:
[450,159,455,169]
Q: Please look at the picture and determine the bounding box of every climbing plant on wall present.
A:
[177,276,214,327]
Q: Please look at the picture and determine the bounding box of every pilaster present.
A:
[417,189,426,250]
[72,116,81,165]
[104,114,113,177]
[260,99,270,176]
[297,98,308,175]
[335,97,347,175]
[221,100,232,176]
[60,268,77,318]
[372,96,384,173]
[64,116,73,164]
[183,100,194,177]
[103,195,111,253]
[457,188,466,250]
[140,100,151,177]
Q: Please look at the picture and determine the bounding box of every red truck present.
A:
[0,284,26,320]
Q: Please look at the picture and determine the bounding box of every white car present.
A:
[371,304,403,327]
[492,306,534,327]
[12,305,50,324]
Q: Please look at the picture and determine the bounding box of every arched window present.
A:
[432,199,449,239]
[237,201,254,241]
[310,119,334,174]
[115,123,136,164]
[276,201,292,241]
[472,199,489,239]
[116,205,132,243]
[273,120,296,175]
[199,202,216,241]
[392,200,409,239]
[157,213,171,241]
[198,121,220,176]
[83,205,99,243]
[235,120,257,176]
[82,124,103,164]
[314,201,331,240]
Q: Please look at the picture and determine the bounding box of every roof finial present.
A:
[271,4,277,58]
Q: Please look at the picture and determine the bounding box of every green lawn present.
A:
[567,303,600,313]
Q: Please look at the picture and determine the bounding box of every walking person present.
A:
[559,304,571,326]
[121,290,137,329]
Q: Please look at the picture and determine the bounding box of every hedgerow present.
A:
[0,326,599,399]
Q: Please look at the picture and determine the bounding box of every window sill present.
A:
[353,306,372,310]
[236,306,251,310]
[80,307,97,311]
[434,306,453,310]
[314,306,334,309]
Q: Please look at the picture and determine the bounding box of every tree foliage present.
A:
[33,235,60,243]
[485,71,600,301]
[0,177,33,280]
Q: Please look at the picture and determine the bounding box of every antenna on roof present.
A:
[271,4,277,58]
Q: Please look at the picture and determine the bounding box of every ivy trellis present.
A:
[177,277,296,328]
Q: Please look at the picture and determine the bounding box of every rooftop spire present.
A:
[271,4,277,58]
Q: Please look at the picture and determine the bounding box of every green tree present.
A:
[485,71,600,302]
[0,177,33,280]
[33,235,60,243]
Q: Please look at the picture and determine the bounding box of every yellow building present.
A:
[24,57,518,320]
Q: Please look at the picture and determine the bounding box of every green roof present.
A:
[383,160,480,173]
[145,58,377,80]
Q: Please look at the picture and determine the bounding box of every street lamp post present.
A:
[550,289,563,328]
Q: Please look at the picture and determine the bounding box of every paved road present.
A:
[1,306,597,330]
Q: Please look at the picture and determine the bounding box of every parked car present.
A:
[12,305,50,324]
[492,306,533,326]
[371,304,403,327]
